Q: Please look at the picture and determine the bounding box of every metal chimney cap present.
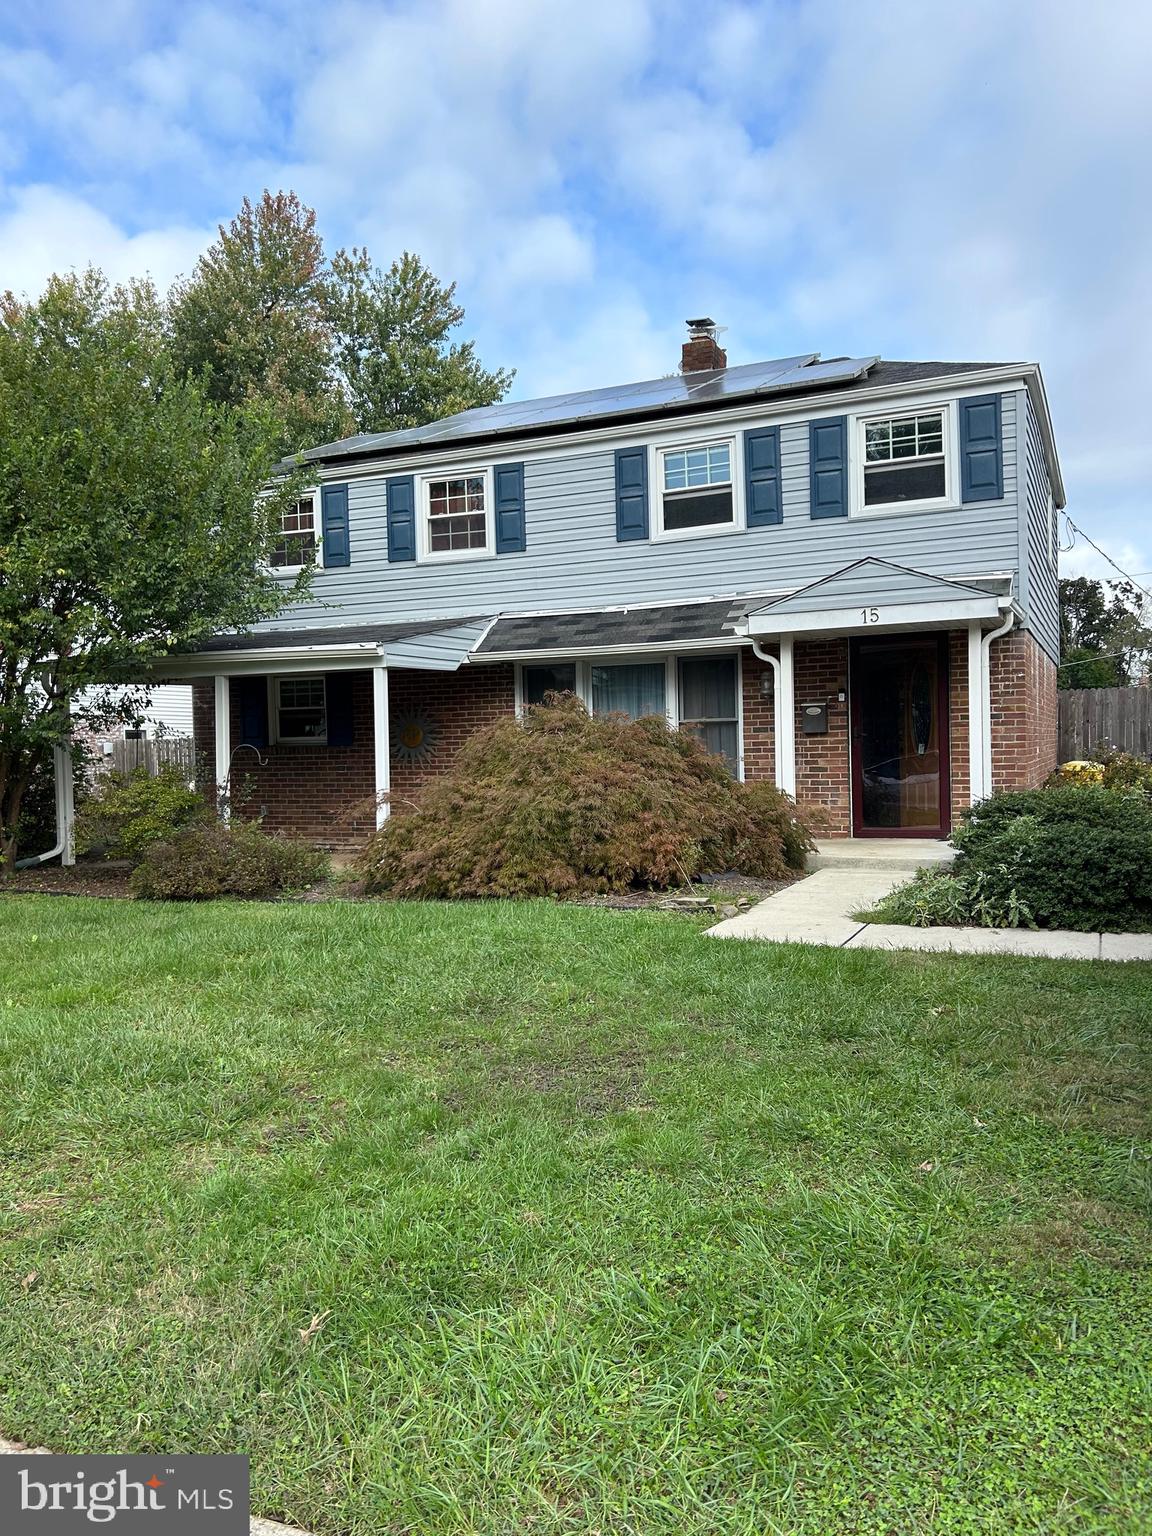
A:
[686,316,717,335]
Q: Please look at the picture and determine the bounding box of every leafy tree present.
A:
[1058,576,1152,688]
[0,270,305,870]
[169,191,351,455]
[328,249,513,432]
[169,192,512,454]
[1057,646,1123,690]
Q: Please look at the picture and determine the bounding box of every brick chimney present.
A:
[681,317,727,373]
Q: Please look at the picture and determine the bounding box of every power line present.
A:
[1062,515,1152,606]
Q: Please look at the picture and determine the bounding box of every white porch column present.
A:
[372,662,390,827]
[213,674,231,821]
[777,634,797,798]
[967,621,986,805]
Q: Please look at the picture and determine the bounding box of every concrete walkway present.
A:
[708,839,1152,961]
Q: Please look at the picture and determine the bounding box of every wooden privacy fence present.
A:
[1058,687,1152,761]
[104,736,197,780]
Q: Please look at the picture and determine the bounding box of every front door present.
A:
[850,634,950,837]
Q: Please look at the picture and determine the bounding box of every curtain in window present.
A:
[591,663,666,720]
[679,657,738,772]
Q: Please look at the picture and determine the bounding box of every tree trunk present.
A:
[0,767,33,876]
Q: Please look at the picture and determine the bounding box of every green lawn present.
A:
[1,896,1149,1535]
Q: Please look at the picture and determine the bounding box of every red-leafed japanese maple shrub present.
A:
[356,694,813,898]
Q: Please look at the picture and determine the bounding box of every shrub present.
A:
[1094,747,1152,797]
[958,819,1152,932]
[131,822,328,900]
[75,766,210,863]
[954,785,1152,860]
[356,694,814,898]
[866,867,1035,929]
[950,785,1152,932]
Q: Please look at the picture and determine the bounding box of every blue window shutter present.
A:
[744,426,782,527]
[326,673,355,747]
[320,483,350,567]
[386,475,416,562]
[615,446,649,541]
[960,394,1003,502]
[235,676,268,749]
[809,416,847,519]
[493,462,526,553]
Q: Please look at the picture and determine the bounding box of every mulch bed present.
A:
[1,863,136,899]
[2,864,800,912]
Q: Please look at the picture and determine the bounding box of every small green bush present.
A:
[1094,747,1152,797]
[954,785,1152,860]
[866,867,1035,929]
[959,818,1152,932]
[356,694,814,898]
[131,822,328,900]
[75,766,210,863]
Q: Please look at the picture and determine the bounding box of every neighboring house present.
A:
[72,685,195,769]
[150,320,1064,848]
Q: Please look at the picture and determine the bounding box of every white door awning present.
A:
[736,558,1010,639]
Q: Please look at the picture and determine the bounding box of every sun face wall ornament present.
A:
[391,714,439,763]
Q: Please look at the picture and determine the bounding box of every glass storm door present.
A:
[850,635,950,836]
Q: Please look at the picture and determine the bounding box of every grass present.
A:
[0,895,1150,1535]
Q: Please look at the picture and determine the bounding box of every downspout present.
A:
[13,745,75,869]
[750,637,795,796]
[979,602,1016,800]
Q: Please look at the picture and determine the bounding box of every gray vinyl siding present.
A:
[766,565,990,615]
[1018,387,1060,663]
[262,389,1021,633]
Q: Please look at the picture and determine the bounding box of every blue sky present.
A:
[1,0,1150,581]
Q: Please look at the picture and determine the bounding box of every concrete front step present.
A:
[807,837,954,873]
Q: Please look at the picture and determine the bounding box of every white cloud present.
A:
[0,186,210,296]
[1,0,1151,578]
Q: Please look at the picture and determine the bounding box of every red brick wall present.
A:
[794,639,852,835]
[192,664,516,848]
[388,664,515,807]
[740,650,776,783]
[989,629,1058,792]
[742,630,976,835]
[740,640,852,835]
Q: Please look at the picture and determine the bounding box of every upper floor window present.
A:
[657,439,735,535]
[270,495,318,569]
[861,411,948,509]
[422,471,492,559]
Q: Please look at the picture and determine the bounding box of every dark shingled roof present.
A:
[291,357,1017,467]
[191,617,487,652]
[474,600,744,655]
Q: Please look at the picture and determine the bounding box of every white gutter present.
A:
[980,602,1017,799]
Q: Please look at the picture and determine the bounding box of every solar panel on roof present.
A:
[299,352,882,462]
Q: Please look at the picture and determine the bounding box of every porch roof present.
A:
[472,598,748,659]
[736,559,1011,639]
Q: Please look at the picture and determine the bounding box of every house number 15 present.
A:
[861,607,880,624]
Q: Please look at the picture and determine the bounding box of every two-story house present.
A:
[154,321,1064,848]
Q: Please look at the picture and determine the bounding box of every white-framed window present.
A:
[851,404,957,515]
[655,437,738,537]
[270,493,320,570]
[678,655,739,773]
[419,468,493,561]
[515,652,743,775]
[274,674,327,744]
